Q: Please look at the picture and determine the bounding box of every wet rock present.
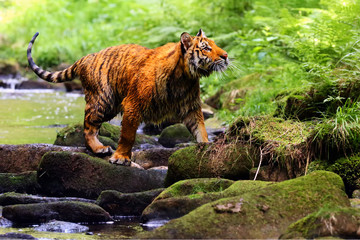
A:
[165,143,258,186]
[132,148,178,169]
[34,220,89,233]
[0,232,36,239]
[158,124,194,148]
[201,103,214,120]
[0,144,88,173]
[137,171,350,239]
[142,122,174,136]
[3,201,112,224]
[353,189,360,198]
[0,192,96,206]
[280,207,360,239]
[0,217,13,228]
[38,151,166,198]
[0,172,40,194]
[97,188,164,216]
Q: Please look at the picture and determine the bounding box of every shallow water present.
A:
[0,89,85,144]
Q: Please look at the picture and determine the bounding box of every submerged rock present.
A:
[34,220,89,233]
[280,207,360,239]
[3,201,112,224]
[0,232,36,239]
[38,151,166,198]
[137,171,349,239]
[0,144,88,173]
[97,188,164,216]
[158,124,194,148]
[0,172,40,194]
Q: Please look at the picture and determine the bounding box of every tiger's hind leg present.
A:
[83,99,116,156]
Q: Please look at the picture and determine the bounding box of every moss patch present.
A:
[165,143,257,186]
[0,171,40,194]
[138,171,349,239]
[155,178,234,201]
[280,207,360,239]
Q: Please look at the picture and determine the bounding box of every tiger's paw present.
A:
[109,153,131,166]
[94,146,113,156]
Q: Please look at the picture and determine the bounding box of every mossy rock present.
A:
[280,207,360,239]
[54,122,119,148]
[138,171,349,239]
[54,122,158,150]
[165,143,257,186]
[3,201,111,224]
[158,124,194,148]
[141,178,271,222]
[309,156,360,195]
[227,116,313,178]
[37,151,166,199]
[96,188,164,216]
[155,178,234,201]
[0,171,40,194]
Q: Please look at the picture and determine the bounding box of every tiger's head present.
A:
[181,29,229,78]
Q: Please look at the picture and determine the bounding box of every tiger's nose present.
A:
[220,53,228,60]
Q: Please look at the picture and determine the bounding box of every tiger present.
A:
[27,29,229,166]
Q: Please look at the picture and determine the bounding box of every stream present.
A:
[0,77,162,239]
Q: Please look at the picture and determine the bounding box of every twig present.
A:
[254,147,263,181]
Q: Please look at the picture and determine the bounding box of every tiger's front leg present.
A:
[109,110,140,166]
[183,108,209,143]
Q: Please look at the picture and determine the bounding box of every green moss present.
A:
[0,171,40,194]
[165,143,255,186]
[156,178,234,201]
[280,207,360,239]
[139,171,349,239]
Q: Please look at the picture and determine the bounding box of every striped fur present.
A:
[27,29,228,166]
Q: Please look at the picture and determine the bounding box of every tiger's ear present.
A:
[196,28,206,38]
[181,32,193,52]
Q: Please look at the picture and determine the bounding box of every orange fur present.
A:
[27,29,229,166]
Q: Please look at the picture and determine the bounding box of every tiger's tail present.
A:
[27,32,78,83]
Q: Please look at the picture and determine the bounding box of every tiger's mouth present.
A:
[209,58,229,73]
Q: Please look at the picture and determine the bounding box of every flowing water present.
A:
[0,79,164,238]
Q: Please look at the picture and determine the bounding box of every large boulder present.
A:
[137,171,349,239]
[3,201,112,224]
[37,151,166,198]
[141,178,235,222]
[165,143,258,186]
[96,188,164,216]
[0,144,88,173]
[0,171,40,194]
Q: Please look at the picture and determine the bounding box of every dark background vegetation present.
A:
[0,0,359,131]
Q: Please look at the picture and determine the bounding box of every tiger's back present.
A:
[27,29,229,166]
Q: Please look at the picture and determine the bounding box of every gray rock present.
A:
[97,188,164,216]
[0,232,36,239]
[34,220,89,233]
[0,192,95,206]
[132,147,177,169]
[0,144,89,173]
[38,151,166,198]
[3,201,112,224]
